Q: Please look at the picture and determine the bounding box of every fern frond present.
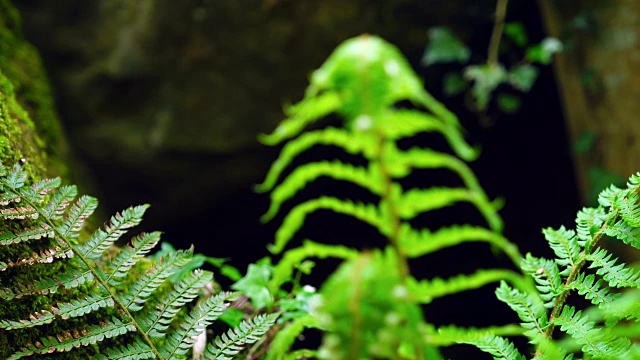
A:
[460,334,526,360]
[575,207,606,247]
[204,313,279,359]
[57,194,98,239]
[4,163,27,189]
[543,226,580,274]
[598,184,623,207]
[103,231,162,286]
[495,281,547,341]
[256,128,377,193]
[20,177,61,204]
[0,244,73,270]
[398,224,521,266]
[42,185,77,220]
[587,248,640,288]
[408,270,526,305]
[259,90,341,146]
[521,254,564,308]
[552,305,631,358]
[78,204,149,259]
[266,314,319,360]
[269,240,358,293]
[120,248,193,311]
[603,220,640,250]
[570,273,620,310]
[138,269,213,338]
[377,109,443,140]
[159,292,236,359]
[0,267,95,300]
[94,338,155,360]
[613,190,640,227]
[262,161,383,222]
[1,290,114,330]
[8,318,135,360]
[271,197,384,254]
[430,324,524,347]
[0,223,54,245]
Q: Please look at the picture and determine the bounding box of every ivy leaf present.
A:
[526,37,563,65]
[508,64,538,92]
[443,72,468,96]
[232,263,273,309]
[422,27,470,66]
[464,64,507,110]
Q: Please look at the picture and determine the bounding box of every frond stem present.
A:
[487,0,509,65]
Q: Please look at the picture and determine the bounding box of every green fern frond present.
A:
[570,273,620,309]
[521,254,564,308]
[93,338,155,360]
[0,223,54,245]
[204,313,280,359]
[271,197,384,254]
[552,305,631,358]
[613,190,640,227]
[603,220,640,249]
[256,127,377,193]
[494,281,547,341]
[460,334,526,360]
[104,231,162,286]
[397,224,522,266]
[587,248,640,288]
[57,194,98,239]
[259,91,342,146]
[269,240,358,293]
[120,248,193,311]
[543,226,580,274]
[8,318,136,360]
[159,292,236,359]
[138,269,213,338]
[262,161,383,222]
[575,207,606,247]
[428,324,524,347]
[78,204,149,259]
[266,314,319,360]
[408,270,526,305]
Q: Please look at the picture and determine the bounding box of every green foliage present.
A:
[257,34,531,358]
[467,172,640,359]
[0,162,277,359]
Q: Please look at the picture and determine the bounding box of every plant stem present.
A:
[487,0,509,65]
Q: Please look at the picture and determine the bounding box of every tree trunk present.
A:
[538,0,640,203]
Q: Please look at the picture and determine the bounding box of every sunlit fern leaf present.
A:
[268,240,358,293]
[259,91,342,146]
[543,226,580,274]
[159,291,236,359]
[460,334,526,360]
[587,248,640,288]
[203,313,280,360]
[78,204,149,259]
[266,314,319,360]
[20,177,61,204]
[377,109,444,140]
[552,305,631,359]
[521,254,564,308]
[428,325,524,347]
[120,248,193,311]
[598,184,623,207]
[7,318,136,360]
[262,161,383,222]
[256,128,377,193]
[408,269,526,305]
[570,273,620,310]
[271,197,385,254]
[494,281,547,342]
[139,270,213,338]
[397,224,521,265]
[4,163,27,189]
[603,220,640,249]
[103,231,162,286]
[614,191,640,227]
[93,338,155,360]
[575,207,606,247]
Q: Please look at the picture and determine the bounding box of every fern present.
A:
[0,162,277,359]
[466,171,640,359]
[257,34,531,358]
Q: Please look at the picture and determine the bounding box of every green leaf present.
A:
[526,37,563,65]
[203,313,279,360]
[460,334,526,360]
[504,22,528,47]
[508,64,538,92]
[232,263,273,309]
[443,72,468,96]
[496,94,521,114]
[464,64,507,110]
[422,27,470,66]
